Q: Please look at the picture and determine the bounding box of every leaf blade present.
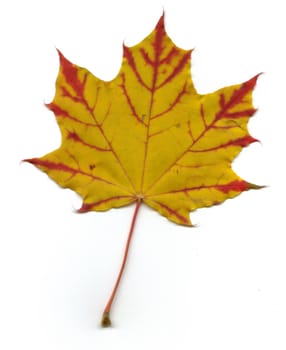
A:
[26,15,261,224]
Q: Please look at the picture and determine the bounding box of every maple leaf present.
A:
[25,15,261,327]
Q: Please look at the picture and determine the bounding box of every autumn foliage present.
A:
[25,14,261,326]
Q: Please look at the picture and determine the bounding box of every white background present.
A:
[0,0,285,349]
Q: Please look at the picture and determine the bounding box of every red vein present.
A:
[140,48,154,66]
[57,50,85,96]
[148,199,189,225]
[24,158,116,186]
[100,102,112,127]
[88,86,100,113]
[151,82,187,120]
[187,135,257,153]
[149,184,215,196]
[61,86,82,103]
[200,103,207,127]
[219,93,225,108]
[120,74,147,126]
[67,131,112,152]
[149,124,176,138]
[159,47,180,64]
[218,75,259,118]
[78,195,135,212]
[175,162,216,169]
[147,180,251,197]
[140,14,165,191]
[156,51,191,90]
[213,124,240,130]
[216,180,251,194]
[123,46,151,91]
[224,109,257,119]
[47,103,97,128]
[188,120,194,141]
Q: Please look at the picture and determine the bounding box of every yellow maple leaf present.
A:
[25,14,261,326]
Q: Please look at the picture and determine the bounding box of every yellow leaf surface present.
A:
[26,15,261,226]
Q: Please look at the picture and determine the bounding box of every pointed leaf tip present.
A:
[247,182,265,190]
[156,13,165,32]
[237,135,259,147]
[77,203,93,213]
[244,73,262,91]
[56,48,69,65]
[56,49,65,65]
[23,158,38,165]
[55,50,84,96]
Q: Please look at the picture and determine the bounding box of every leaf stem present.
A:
[101,198,142,327]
